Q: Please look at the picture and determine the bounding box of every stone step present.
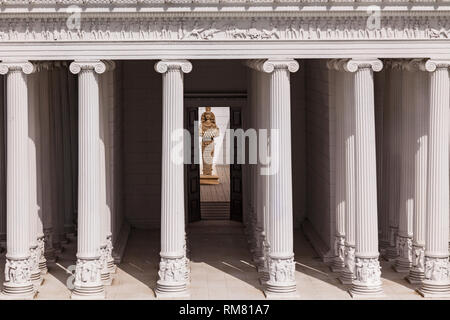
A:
[201,201,230,220]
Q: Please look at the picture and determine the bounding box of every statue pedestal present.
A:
[200,174,220,185]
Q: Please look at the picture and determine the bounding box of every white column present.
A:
[0,74,5,252]
[50,64,63,253]
[374,70,385,250]
[379,65,392,251]
[69,60,106,299]
[244,61,271,284]
[418,60,450,297]
[328,60,346,273]
[346,59,384,297]
[67,69,78,239]
[98,61,113,286]
[394,61,416,273]
[105,61,116,274]
[407,60,429,284]
[340,68,356,285]
[39,64,56,263]
[27,70,43,286]
[252,59,299,297]
[0,61,35,298]
[385,61,403,261]
[154,60,192,297]
[59,63,75,241]
[247,68,260,262]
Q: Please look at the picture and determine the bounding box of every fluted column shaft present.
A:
[407,61,429,284]
[97,60,116,282]
[27,70,43,285]
[0,61,35,298]
[70,60,107,299]
[342,70,357,284]
[104,62,116,274]
[254,66,271,282]
[247,59,299,297]
[379,66,393,250]
[418,60,450,297]
[395,61,416,273]
[39,65,55,263]
[346,59,384,297]
[0,75,5,251]
[155,60,192,297]
[385,62,403,261]
[328,60,346,273]
[59,65,74,240]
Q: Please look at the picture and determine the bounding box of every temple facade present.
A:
[0,0,450,299]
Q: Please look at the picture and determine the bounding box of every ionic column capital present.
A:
[345,59,383,73]
[0,61,35,75]
[424,59,450,72]
[69,60,107,75]
[154,60,192,74]
[245,59,299,74]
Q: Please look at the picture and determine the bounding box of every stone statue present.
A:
[199,107,219,184]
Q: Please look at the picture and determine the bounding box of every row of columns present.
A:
[0,60,117,299]
[330,58,450,297]
[1,56,449,299]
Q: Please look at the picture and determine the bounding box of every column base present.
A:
[32,278,44,289]
[349,281,384,298]
[330,258,346,273]
[107,260,117,274]
[417,281,450,298]
[71,287,106,300]
[2,282,36,300]
[31,270,42,286]
[264,280,297,297]
[406,269,425,284]
[393,258,412,273]
[39,259,48,275]
[339,269,355,285]
[264,282,298,299]
[155,280,189,298]
[101,271,112,286]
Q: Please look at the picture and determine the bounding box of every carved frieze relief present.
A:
[0,15,450,42]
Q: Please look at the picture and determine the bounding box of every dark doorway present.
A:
[185,106,242,223]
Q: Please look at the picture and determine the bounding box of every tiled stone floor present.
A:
[0,220,445,299]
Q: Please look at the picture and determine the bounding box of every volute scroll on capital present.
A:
[424,59,450,73]
[0,61,35,75]
[69,60,107,75]
[344,58,383,73]
[262,59,299,74]
[154,60,193,74]
[244,59,299,74]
